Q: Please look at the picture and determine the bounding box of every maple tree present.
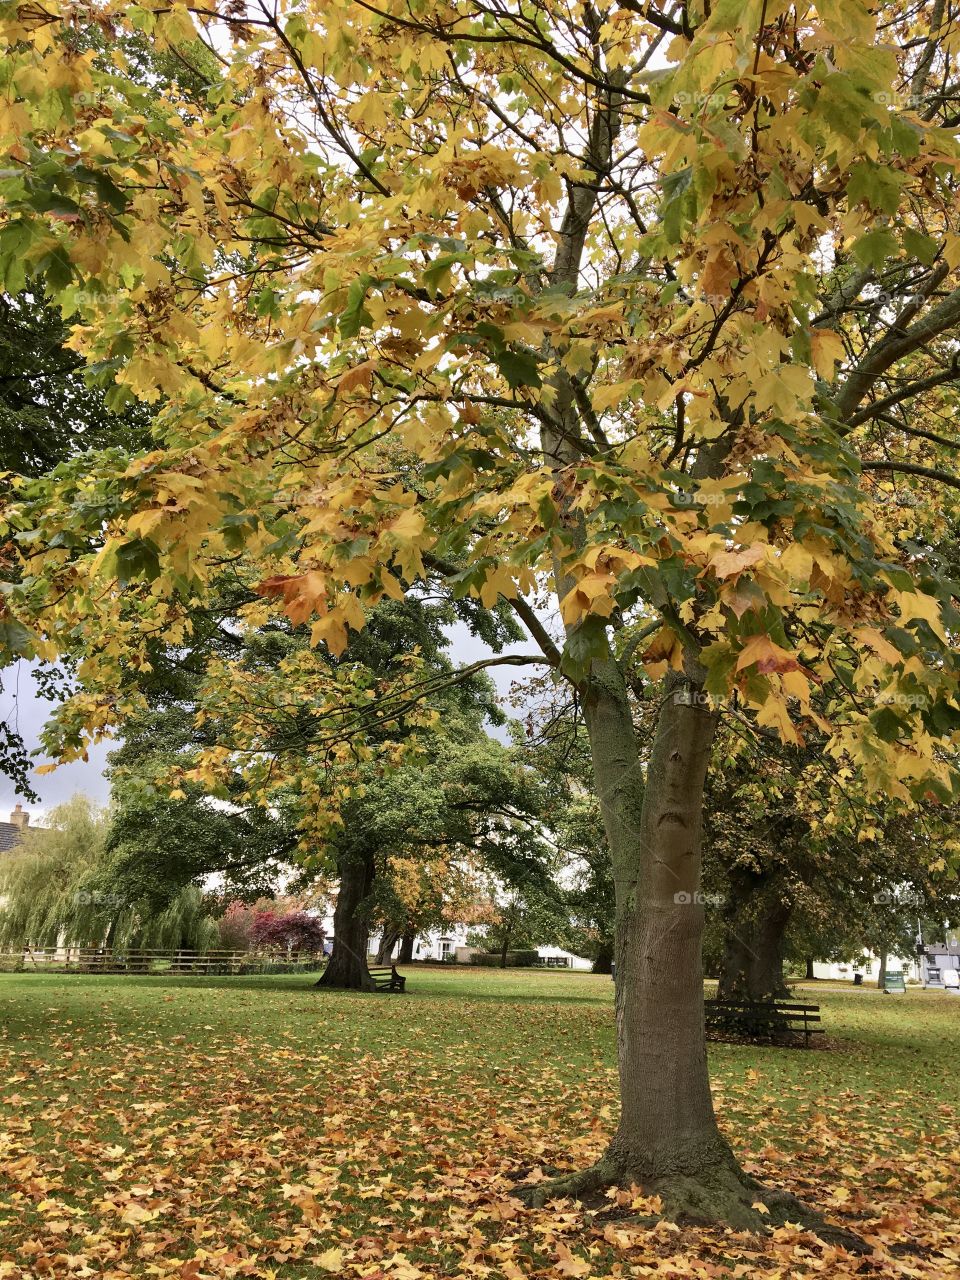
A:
[4,0,960,1232]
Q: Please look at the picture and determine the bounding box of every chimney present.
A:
[9,803,29,829]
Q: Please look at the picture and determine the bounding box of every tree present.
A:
[107,701,300,909]
[0,794,111,949]
[0,288,154,798]
[250,908,325,954]
[311,682,552,989]
[0,793,220,951]
[476,880,571,967]
[5,0,960,1234]
[703,738,960,1000]
[0,290,152,476]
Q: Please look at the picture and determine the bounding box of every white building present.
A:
[810,949,920,983]
[922,942,960,987]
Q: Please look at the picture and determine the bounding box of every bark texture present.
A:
[315,850,376,991]
[586,667,757,1220]
[376,929,400,966]
[398,931,415,964]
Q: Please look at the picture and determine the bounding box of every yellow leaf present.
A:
[810,328,845,379]
[778,542,814,584]
[592,381,635,412]
[710,544,766,579]
[896,591,948,644]
[312,1248,343,1272]
[855,626,902,665]
[735,634,800,674]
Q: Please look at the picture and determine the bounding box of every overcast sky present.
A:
[0,613,558,824]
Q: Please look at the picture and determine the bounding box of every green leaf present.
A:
[846,162,907,215]
[339,275,373,339]
[493,349,541,390]
[851,227,899,270]
[560,617,609,680]
[0,618,36,659]
[902,227,938,265]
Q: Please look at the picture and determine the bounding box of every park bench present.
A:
[704,998,822,1047]
[369,965,406,992]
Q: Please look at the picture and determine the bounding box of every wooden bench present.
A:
[704,998,822,1047]
[369,965,406,992]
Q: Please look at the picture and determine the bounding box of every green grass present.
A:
[1,966,958,1278]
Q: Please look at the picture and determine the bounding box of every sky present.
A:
[0,660,113,820]
[0,613,559,824]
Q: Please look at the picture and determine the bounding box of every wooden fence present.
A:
[0,947,325,975]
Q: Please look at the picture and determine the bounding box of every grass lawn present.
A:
[0,967,958,1279]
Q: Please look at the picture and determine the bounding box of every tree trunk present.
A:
[499,929,510,969]
[527,664,833,1234]
[376,929,400,965]
[398,930,415,964]
[592,939,613,974]
[315,850,376,991]
[716,880,792,1002]
[877,950,888,991]
[805,957,815,981]
[574,666,753,1214]
[599,669,756,1222]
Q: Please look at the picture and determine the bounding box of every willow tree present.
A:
[0,794,219,951]
[4,0,960,1231]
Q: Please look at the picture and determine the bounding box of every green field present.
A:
[1,967,958,1278]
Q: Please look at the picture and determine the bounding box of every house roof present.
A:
[924,943,960,956]
[0,821,23,853]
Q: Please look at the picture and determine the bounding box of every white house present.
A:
[365,923,471,963]
[922,942,960,987]
[416,924,471,962]
[810,949,919,983]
